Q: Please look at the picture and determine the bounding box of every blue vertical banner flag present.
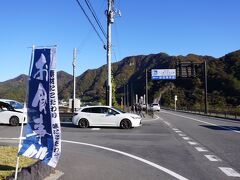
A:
[19,48,61,168]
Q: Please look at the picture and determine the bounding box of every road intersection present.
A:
[0,110,239,179]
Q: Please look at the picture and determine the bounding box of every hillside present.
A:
[0,50,239,111]
[64,50,240,110]
[0,71,72,102]
[0,74,28,102]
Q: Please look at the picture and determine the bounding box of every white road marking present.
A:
[91,128,101,131]
[219,167,240,177]
[204,155,221,162]
[62,140,189,180]
[182,137,190,140]
[150,114,161,121]
[175,130,182,133]
[195,147,208,152]
[178,134,186,137]
[143,115,161,122]
[163,121,171,127]
[188,141,198,145]
[61,122,72,124]
[0,137,19,140]
[172,128,179,131]
[162,111,240,134]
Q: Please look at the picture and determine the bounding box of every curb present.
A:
[6,161,54,180]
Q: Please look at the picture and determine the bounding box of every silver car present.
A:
[72,106,142,129]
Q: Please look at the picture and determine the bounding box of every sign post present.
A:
[174,95,177,111]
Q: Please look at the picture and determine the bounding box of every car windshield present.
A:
[9,101,24,109]
[111,107,126,113]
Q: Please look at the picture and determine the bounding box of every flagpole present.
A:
[14,106,25,180]
[14,45,35,180]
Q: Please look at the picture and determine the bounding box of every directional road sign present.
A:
[151,69,176,80]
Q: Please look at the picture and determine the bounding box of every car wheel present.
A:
[9,116,20,126]
[78,118,89,128]
[120,119,132,129]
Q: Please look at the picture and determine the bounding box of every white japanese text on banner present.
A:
[19,48,61,168]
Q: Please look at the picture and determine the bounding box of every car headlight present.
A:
[131,116,141,119]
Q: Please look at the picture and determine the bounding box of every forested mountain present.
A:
[0,50,239,110]
[0,74,28,102]
[0,71,72,102]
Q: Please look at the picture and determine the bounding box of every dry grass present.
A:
[0,146,37,180]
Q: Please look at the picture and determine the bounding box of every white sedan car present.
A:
[0,101,27,126]
[150,103,161,111]
[0,99,25,112]
[72,106,142,129]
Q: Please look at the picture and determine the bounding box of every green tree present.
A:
[112,74,118,106]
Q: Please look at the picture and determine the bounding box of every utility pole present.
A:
[106,0,113,107]
[124,84,126,110]
[126,84,129,107]
[106,0,121,107]
[131,83,133,106]
[145,69,148,114]
[72,48,77,113]
[204,60,208,114]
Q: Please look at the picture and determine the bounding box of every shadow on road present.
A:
[61,123,122,130]
[200,125,240,131]
[60,123,75,128]
[60,123,133,130]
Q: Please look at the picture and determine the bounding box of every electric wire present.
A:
[75,0,121,64]
[112,20,121,62]
[84,0,107,39]
[75,0,106,46]
[112,0,122,62]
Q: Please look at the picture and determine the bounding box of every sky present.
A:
[0,0,239,82]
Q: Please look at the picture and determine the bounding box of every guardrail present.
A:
[162,107,240,121]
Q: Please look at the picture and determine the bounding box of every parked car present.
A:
[72,106,142,129]
[0,101,27,126]
[150,103,161,111]
[0,99,25,112]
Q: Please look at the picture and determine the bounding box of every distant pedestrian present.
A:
[134,104,138,113]
[138,104,145,118]
[150,108,154,118]
[131,105,135,113]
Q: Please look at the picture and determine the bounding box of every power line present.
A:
[84,0,107,39]
[75,0,106,46]
[112,19,121,62]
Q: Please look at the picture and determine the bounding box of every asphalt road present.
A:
[0,110,239,180]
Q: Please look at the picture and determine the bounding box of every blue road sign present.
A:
[151,69,176,80]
